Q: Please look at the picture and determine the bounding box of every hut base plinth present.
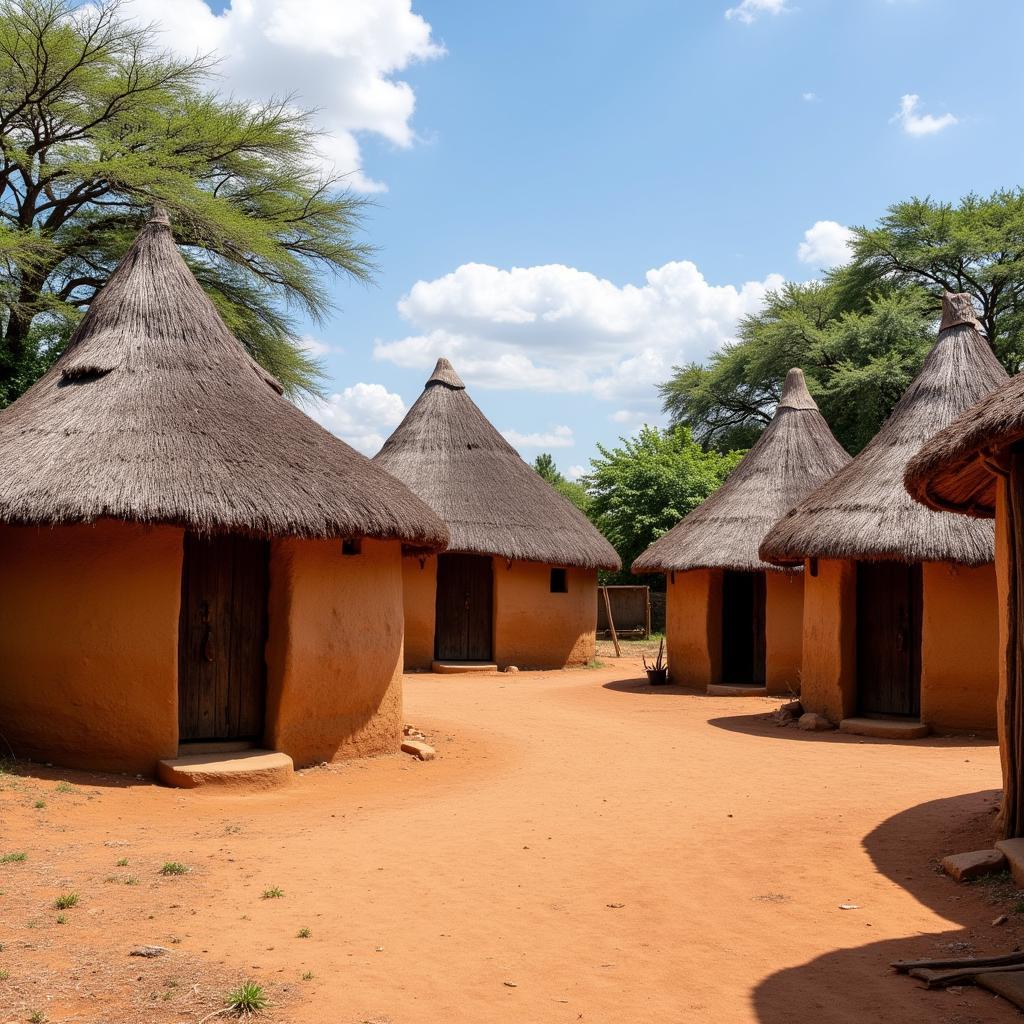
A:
[432,660,499,674]
[707,683,768,697]
[157,750,294,790]
[839,717,930,740]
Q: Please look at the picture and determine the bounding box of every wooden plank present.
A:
[601,586,620,658]
[893,951,1024,973]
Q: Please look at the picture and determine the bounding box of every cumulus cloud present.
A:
[294,333,340,358]
[892,94,958,137]
[374,261,784,408]
[501,424,574,449]
[797,220,854,268]
[124,0,443,191]
[304,382,406,455]
[566,465,587,481]
[725,0,791,24]
[801,91,818,102]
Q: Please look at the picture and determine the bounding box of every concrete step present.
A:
[432,661,499,674]
[707,684,768,697]
[158,750,294,790]
[839,717,930,740]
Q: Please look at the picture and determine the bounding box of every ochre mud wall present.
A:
[493,560,597,669]
[918,561,998,734]
[401,554,437,671]
[265,537,404,766]
[665,569,722,688]
[765,570,804,697]
[0,520,182,773]
[798,558,856,722]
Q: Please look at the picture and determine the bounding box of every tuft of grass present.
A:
[54,781,75,794]
[123,875,139,886]
[225,980,268,1015]
[28,1011,46,1023]
[55,914,67,925]
[0,968,9,980]
[115,858,129,867]
[0,852,26,864]
[301,971,313,981]
[33,800,45,809]
[296,927,311,938]
[53,892,79,910]
[160,862,190,876]
[261,887,284,900]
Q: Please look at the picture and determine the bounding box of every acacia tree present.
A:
[0,0,373,403]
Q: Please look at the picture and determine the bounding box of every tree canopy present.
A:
[0,0,373,404]
[661,189,1024,454]
[583,426,743,583]
[532,452,591,513]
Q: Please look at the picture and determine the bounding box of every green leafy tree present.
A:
[0,0,373,404]
[583,426,744,584]
[532,452,591,514]
[660,280,935,454]
[844,189,1024,370]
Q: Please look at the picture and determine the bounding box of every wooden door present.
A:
[178,532,269,742]
[721,571,766,685]
[435,553,493,661]
[856,560,922,717]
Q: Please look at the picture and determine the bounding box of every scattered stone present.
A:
[401,739,435,762]
[781,699,803,717]
[839,903,859,911]
[994,914,1009,927]
[996,838,1024,888]
[130,946,169,958]
[606,903,625,909]
[504,981,518,988]
[771,707,796,727]
[941,849,1007,883]
[505,666,519,674]
[798,712,833,732]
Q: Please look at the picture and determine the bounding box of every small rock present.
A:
[401,739,435,761]
[798,712,833,732]
[504,981,518,987]
[606,903,625,909]
[130,946,169,958]
[781,699,804,717]
[993,914,1009,926]
[941,849,1007,883]
[771,708,795,727]
[505,665,519,674]
[839,903,859,911]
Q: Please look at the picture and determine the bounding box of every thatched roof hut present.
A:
[632,369,850,574]
[374,359,620,570]
[760,293,1008,568]
[0,209,447,548]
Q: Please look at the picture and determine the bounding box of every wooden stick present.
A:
[644,586,651,640]
[893,951,1024,973]
[601,586,621,658]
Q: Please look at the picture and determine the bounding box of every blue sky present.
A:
[140,0,1024,472]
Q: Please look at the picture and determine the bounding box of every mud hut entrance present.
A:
[178,533,270,742]
[435,553,493,662]
[721,570,766,685]
[855,561,922,718]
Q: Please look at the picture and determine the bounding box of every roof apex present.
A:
[777,368,819,411]
[940,291,983,333]
[427,358,465,389]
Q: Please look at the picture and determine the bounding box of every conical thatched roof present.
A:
[0,211,448,547]
[631,369,850,574]
[760,293,1008,568]
[905,365,1024,520]
[373,359,620,569]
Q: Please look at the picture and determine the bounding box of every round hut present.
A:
[631,369,850,694]
[759,293,1008,736]
[374,358,620,671]
[0,211,448,778]
[905,338,1024,835]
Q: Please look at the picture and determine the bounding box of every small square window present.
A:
[342,538,362,556]
[550,567,568,593]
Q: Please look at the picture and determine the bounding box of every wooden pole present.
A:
[644,586,651,639]
[601,585,621,658]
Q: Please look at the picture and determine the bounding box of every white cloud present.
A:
[501,424,574,449]
[295,333,340,358]
[566,465,587,481]
[801,91,818,102]
[892,94,958,137]
[797,220,854,268]
[305,382,406,455]
[124,0,443,191]
[725,0,791,24]
[375,261,783,410]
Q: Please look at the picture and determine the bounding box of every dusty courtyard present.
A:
[0,657,1019,1023]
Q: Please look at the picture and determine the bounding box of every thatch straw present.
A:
[631,369,850,573]
[374,359,620,570]
[0,213,449,548]
[760,293,1008,567]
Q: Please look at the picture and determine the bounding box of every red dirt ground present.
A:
[0,657,1020,1023]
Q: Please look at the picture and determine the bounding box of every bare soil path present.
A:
[0,659,1017,1023]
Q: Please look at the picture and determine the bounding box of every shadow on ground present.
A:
[601,678,705,696]
[753,789,1019,1023]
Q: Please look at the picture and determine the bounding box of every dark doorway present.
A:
[856,560,922,717]
[435,553,494,661]
[721,570,766,685]
[178,532,269,742]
